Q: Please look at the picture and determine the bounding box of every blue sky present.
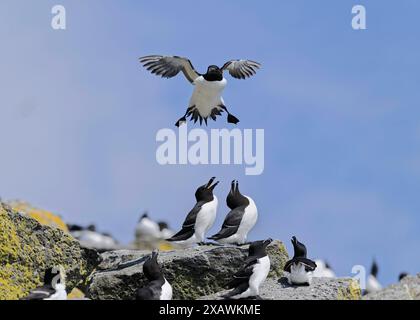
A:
[1,1,419,286]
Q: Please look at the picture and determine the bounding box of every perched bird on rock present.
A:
[139,55,261,127]
[209,180,258,245]
[136,250,172,300]
[223,239,272,300]
[284,236,317,286]
[365,260,382,294]
[20,266,67,300]
[167,177,219,246]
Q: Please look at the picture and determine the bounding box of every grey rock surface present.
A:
[199,277,361,300]
[363,274,420,300]
[87,240,288,300]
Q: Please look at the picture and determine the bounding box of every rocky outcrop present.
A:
[0,203,101,300]
[87,240,289,300]
[363,274,420,300]
[199,277,361,300]
[8,201,69,232]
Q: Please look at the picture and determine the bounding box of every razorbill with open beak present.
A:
[136,250,173,300]
[284,236,317,286]
[136,212,161,242]
[223,239,272,300]
[167,177,219,246]
[208,180,258,245]
[365,260,382,294]
[312,259,336,278]
[20,266,67,300]
[139,55,261,127]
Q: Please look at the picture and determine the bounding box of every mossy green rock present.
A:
[87,240,288,300]
[0,203,101,300]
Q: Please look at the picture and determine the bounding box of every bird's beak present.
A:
[205,177,216,188]
[230,180,236,193]
[209,180,219,191]
[151,249,159,260]
[264,238,273,246]
[291,236,297,244]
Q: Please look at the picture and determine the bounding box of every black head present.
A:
[325,261,332,270]
[195,177,219,202]
[203,65,223,81]
[248,238,272,257]
[139,212,149,221]
[143,250,163,281]
[158,222,169,231]
[291,236,307,258]
[399,272,408,281]
[87,224,96,232]
[371,260,379,277]
[43,266,63,287]
[226,180,249,209]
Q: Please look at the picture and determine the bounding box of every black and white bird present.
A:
[312,259,336,278]
[139,55,261,127]
[158,221,175,240]
[223,239,272,300]
[20,266,67,300]
[68,224,118,248]
[365,260,382,293]
[209,180,258,245]
[136,212,161,242]
[167,177,219,246]
[136,250,173,300]
[284,236,317,286]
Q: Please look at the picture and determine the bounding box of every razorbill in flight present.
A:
[136,212,161,242]
[139,55,261,127]
[20,266,67,300]
[365,260,382,294]
[312,259,336,278]
[167,177,219,246]
[223,239,272,300]
[284,236,317,286]
[208,180,258,245]
[136,250,173,300]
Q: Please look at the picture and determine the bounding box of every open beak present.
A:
[205,177,219,191]
[230,180,236,193]
[264,238,273,246]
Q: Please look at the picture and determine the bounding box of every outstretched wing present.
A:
[221,60,261,79]
[139,55,201,83]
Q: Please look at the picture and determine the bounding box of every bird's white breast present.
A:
[136,218,160,240]
[160,279,173,300]
[366,275,382,293]
[190,77,227,117]
[289,262,311,285]
[195,196,218,242]
[44,284,67,300]
[248,256,270,295]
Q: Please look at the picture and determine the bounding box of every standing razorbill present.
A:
[365,260,382,294]
[136,212,161,242]
[209,180,258,245]
[284,236,317,286]
[139,55,261,126]
[167,177,219,246]
[312,259,336,278]
[136,250,172,300]
[20,266,67,300]
[223,239,272,300]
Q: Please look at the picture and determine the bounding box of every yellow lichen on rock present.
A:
[8,201,68,232]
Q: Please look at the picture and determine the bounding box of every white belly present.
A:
[366,275,382,293]
[160,279,173,300]
[194,197,218,242]
[288,262,311,285]
[190,77,227,117]
[217,196,258,245]
[235,256,270,299]
[44,285,67,300]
